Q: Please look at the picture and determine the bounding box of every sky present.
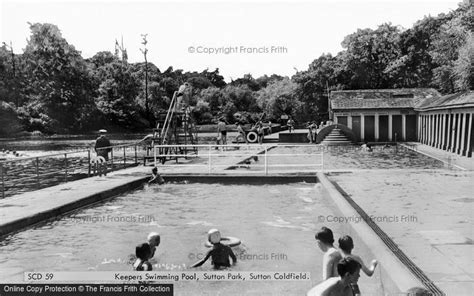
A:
[0,0,460,81]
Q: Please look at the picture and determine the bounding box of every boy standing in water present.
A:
[315,227,342,280]
[307,257,362,296]
[148,167,165,185]
[192,229,237,269]
[338,235,377,276]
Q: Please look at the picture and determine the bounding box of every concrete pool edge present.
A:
[317,172,434,294]
[0,176,150,238]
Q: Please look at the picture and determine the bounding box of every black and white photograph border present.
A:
[0,0,473,295]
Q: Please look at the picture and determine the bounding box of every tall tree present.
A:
[340,23,401,89]
[21,23,95,132]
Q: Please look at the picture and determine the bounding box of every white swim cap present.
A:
[208,229,221,244]
[147,232,160,245]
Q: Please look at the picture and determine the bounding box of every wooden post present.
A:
[264,146,268,175]
[110,148,114,170]
[88,150,91,177]
[1,163,5,199]
[208,146,212,174]
[35,157,40,189]
[135,145,138,164]
[123,146,126,168]
[64,153,68,182]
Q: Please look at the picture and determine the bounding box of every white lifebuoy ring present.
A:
[204,236,241,248]
[246,132,257,143]
[90,156,106,164]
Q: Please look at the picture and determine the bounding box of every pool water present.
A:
[0,181,383,295]
[230,145,447,172]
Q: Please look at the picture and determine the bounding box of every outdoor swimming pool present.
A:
[227,145,447,173]
[0,181,384,295]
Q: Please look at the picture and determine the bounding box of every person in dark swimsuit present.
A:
[133,243,152,271]
[149,167,165,185]
[217,117,227,146]
[191,229,237,269]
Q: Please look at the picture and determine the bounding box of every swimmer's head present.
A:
[208,229,221,244]
[337,257,361,284]
[135,243,151,261]
[338,235,354,253]
[315,227,335,249]
[152,167,158,175]
[147,232,161,247]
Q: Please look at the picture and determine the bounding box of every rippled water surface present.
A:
[0,182,384,295]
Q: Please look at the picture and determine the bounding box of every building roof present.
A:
[415,91,474,111]
[330,88,440,110]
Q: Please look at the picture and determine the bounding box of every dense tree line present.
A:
[0,1,471,135]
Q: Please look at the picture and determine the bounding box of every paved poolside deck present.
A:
[402,142,474,171]
[328,167,473,294]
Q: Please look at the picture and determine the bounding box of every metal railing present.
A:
[0,142,147,198]
[152,144,324,175]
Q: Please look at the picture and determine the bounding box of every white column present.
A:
[427,115,432,146]
[467,114,473,157]
[451,114,457,152]
[426,115,430,145]
[447,114,452,151]
[402,114,406,141]
[441,114,446,150]
[458,113,466,155]
[334,116,338,124]
[432,114,436,147]
[375,113,379,141]
[422,115,426,144]
[435,114,440,148]
[348,115,352,129]
[361,114,365,141]
[388,114,393,141]
[454,113,463,154]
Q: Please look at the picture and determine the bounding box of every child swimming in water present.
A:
[191,229,237,269]
[133,243,152,271]
[149,167,165,184]
[147,232,161,260]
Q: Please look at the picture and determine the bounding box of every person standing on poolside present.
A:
[217,117,227,147]
[256,121,264,145]
[315,227,343,280]
[287,117,295,133]
[236,121,248,144]
[95,129,112,161]
[94,129,111,175]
